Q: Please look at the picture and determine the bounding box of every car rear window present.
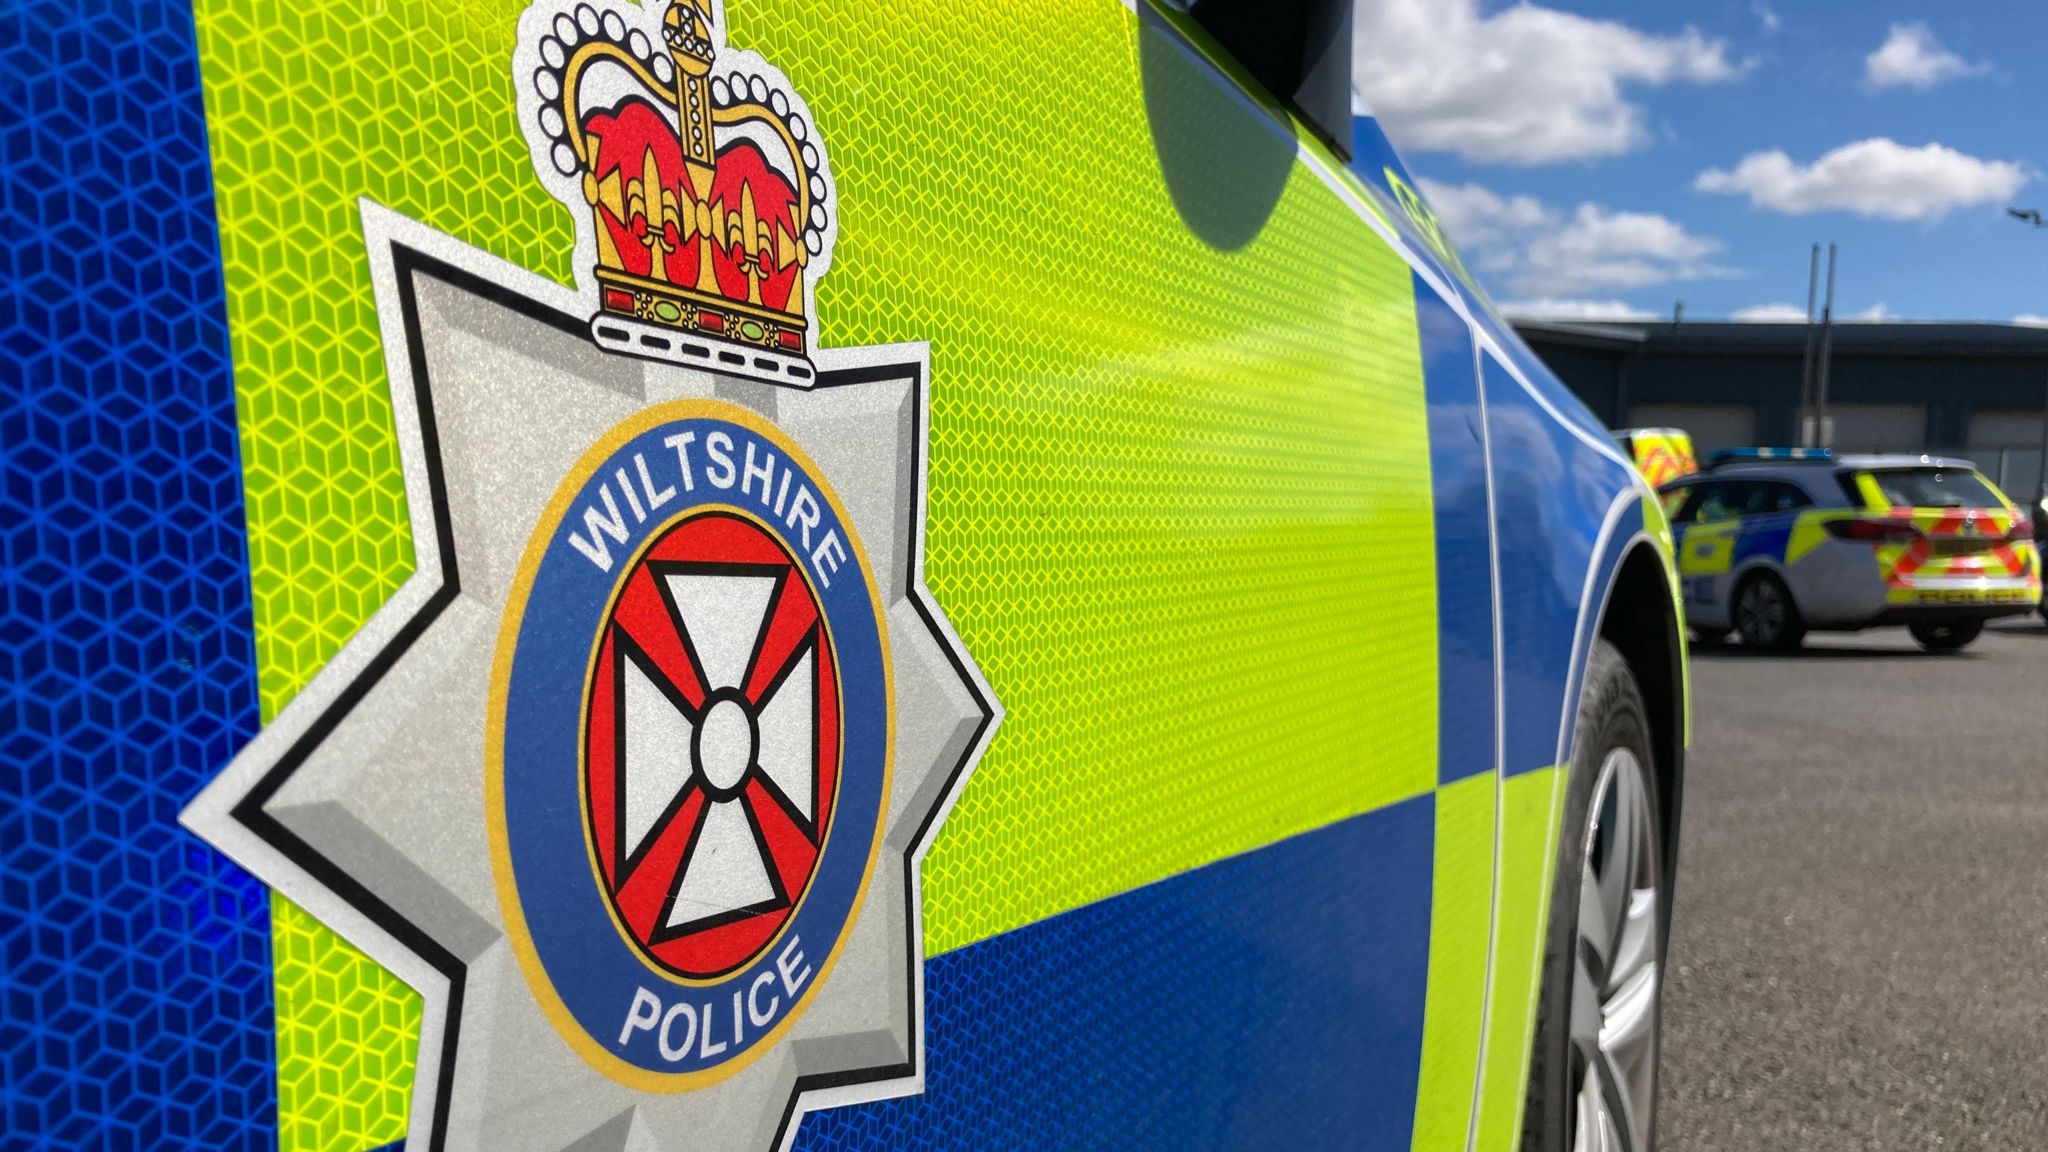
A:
[1841,467,2006,510]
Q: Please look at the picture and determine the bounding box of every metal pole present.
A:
[1815,243,1838,448]
[1798,243,1820,446]
[2004,209,2048,508]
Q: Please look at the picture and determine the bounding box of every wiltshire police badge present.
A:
[182,1,998,1147]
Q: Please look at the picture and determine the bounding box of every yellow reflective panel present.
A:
[1677,521,1737,576]
[271,894,420,1152]
[1473,765,1568,1152]
[1410,773,1498,1152]
[199,0,1440,1145]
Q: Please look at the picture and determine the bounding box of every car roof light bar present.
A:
[1706,447,1836,469]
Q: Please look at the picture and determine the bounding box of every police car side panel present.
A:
[1725,510,1801,627]
[1409,278,1503,1150]
[0,5,278,1147]
[1360,103,1683,1151]
[1360,100,1680,1148]
[1674,518,1739,632]
[1782,535,1892,628]
[0,3,1678,1151]
[5,3,1430,1150]
[1467,351,1642,1151]
[1673,500,1814,632]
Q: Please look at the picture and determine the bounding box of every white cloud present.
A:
[1353,0,1738,165]
[2015,314,2048,327]
[1751,4,1780,33]
[1421,178,1732,298]
[1733,303,1899,322]
[1417,179,1554,252]
[1864,24,1990,91]
[1524,205,1727,293]
[1732,303,1809,322]
[1695,138,2028,221]
[1500,299,1657,322]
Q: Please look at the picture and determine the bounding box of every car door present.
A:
[1674,480,1746,629]
[1407,279,1506,1151]
[6,2,1581,1150]
[1735,480,1814,575]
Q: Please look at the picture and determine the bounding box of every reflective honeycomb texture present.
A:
[192,0,577,1143]
[746,1,1438,950]
[191,0,1437,1146]
[0,0,273,1147]
[269,894,423,1152]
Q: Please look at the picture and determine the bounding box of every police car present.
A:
[1613,427,1700,489]
[1664,450,2042,652]
[2037,497,2048,623]
[7,2,1688,1150]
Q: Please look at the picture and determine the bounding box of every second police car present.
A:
[1662,449,2042,652]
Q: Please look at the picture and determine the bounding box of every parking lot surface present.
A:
[1660,618,2048,1149]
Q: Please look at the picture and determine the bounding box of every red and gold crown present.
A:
[518,0,833,386]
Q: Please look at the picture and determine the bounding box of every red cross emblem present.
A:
[583,511,840,979]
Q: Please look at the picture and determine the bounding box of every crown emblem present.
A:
[516,0,835,386]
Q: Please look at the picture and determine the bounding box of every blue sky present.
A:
[1353,0,2048,323]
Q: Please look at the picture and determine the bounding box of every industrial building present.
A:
[1514,319,2048,502]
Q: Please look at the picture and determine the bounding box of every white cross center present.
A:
[696,697,755,794]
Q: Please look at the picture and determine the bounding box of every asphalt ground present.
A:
[1657,616,2048,1149]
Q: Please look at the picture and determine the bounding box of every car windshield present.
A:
[1854,468,2005,509]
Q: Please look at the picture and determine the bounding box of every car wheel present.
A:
[1908,620,1983,652]
[1733,573,1803,650]
[1523,640,1666,1152]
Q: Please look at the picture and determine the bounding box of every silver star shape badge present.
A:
[183,202,998,1151]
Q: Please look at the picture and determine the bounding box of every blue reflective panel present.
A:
[0,2,272,1146]
[1414,277,1497,784]
[1483,355,1632,775]
[793,796,1436,1151]
[1735,518,1796,565]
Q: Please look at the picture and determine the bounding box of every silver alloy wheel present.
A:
[1737,579,1783,645]
[1570,748,1662,1152]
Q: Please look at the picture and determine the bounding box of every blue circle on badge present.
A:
[495,407,887,1078]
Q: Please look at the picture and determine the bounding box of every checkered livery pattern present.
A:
[188,0,1441,1143]
[1868,507,2039,600]
[0,0,1667,1146]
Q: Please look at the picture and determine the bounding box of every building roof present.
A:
[1512,319,2048,359]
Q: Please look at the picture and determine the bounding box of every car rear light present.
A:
[1823,517,1922,543]
[2008,518,2034,543]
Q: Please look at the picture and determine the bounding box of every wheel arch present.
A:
[1725,557,1792,623]
[1595,539,1688,933]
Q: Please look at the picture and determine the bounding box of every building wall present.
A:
[1519,324,2048,501]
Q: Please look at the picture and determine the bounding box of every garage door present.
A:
[1827,403,1925,452]
[1626,403,1755,455]
[1968,409,2045,503]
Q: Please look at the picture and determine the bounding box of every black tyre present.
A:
[1523,640,1668,1152]
[1733,571,1803,650]
[1908,619,1983,652]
